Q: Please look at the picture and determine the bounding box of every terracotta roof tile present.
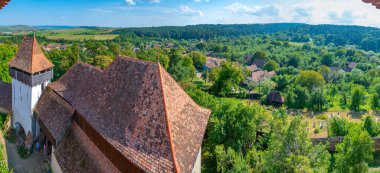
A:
[0,81,11,112]
[0,0,10,10]
[35,89,75,144]
[363,0,380,9]
[8,36,54,74]
[37,57,210,173]
[54,122,120,173]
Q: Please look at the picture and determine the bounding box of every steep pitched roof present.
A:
[36,57,211,173]
[0,81,11,112]
[0,0,10,10]
[8,36,54,74]
[363,0,380,9]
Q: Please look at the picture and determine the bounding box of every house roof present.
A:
[266,90,285,103]
[35,57,211,173]
[0,81,11,112]
[54,122,120,173]
[8,36,54,74]
[205,57,226,69]
[0,0,10,10]
[363,0,380,9]
[249,70,275,82]
[252,58,267,68]
[247,64,258,72]
[348,62,358,69]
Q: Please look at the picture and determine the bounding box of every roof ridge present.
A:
[30,36,35,73]
[157,64,180,173]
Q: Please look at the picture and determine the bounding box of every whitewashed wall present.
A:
[12,79,49,137]
[192,148,202,173]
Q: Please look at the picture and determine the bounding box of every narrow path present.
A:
[1,135,47,173]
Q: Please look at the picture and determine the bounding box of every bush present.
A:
[17,144,29,159]
[316,114,328,120]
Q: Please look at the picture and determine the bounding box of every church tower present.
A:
[8,35,54,140]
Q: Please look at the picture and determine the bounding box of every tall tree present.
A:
[334,126,374,173]
[295,70,325,90]
[263,117,330,173]
[211,62,244,96]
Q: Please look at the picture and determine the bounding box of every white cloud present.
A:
[125,0,160,5]
[194,0,209,2]
[149,0,160,3]
[167,5,204,17]
[221,1,380,27]
[226,3,281,17]
[125,0,136,5]
[288,0,380,26]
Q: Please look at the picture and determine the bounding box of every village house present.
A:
[244,70,275,85]
[203,57,227,71]
[266,90,285,106]
[42,44,67,51]
[0,36,211,173]
[344,62,358,72]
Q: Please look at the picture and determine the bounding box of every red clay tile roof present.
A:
[35,89,75,144]
[0,81,11,112]
[54,122,120,173]
[249,70,275,82]
[246,64,258,72]
[37,57,211,173]
[363,0,380,9]
[0,0,10,10]
[8,36,54,74]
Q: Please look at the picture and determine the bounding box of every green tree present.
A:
[188,51,206,70]
[169,56,196,82]
[295,70,325,90]
[288,53,301,68]
[334,126,374,173]
[350,87,365,111]
[215,145,250,173]
[309,88,328,111]
[328,117,349,137]
[286,85,310,109]
[363,115,379,137]
[211,62,244,96]
[93,55,114,69]
[263,60,279,71]
[372,94,380,111]
[259,79,276,96]
[263,117,330,173]
[0,44,17,82]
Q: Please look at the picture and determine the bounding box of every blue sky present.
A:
[1,0,380,27]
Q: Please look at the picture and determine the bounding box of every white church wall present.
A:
[12,79,49,136]
[51,147,63,173]
[192,148,202,173]
[12,79,32,134]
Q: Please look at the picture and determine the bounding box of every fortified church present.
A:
[0,36,210,173]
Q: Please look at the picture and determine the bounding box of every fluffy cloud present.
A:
[125,0,136,5]
[222,0,380,27]
[194,0,210,2]
[226,3,281,17]
[288,0,380,26]
[167,5,204,17]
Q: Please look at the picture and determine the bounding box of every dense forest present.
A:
[2,23,380,172]
[113,23,380,52]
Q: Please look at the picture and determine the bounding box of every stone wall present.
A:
[312,137,380,151]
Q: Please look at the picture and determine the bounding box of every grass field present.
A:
[11,28,119,41]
